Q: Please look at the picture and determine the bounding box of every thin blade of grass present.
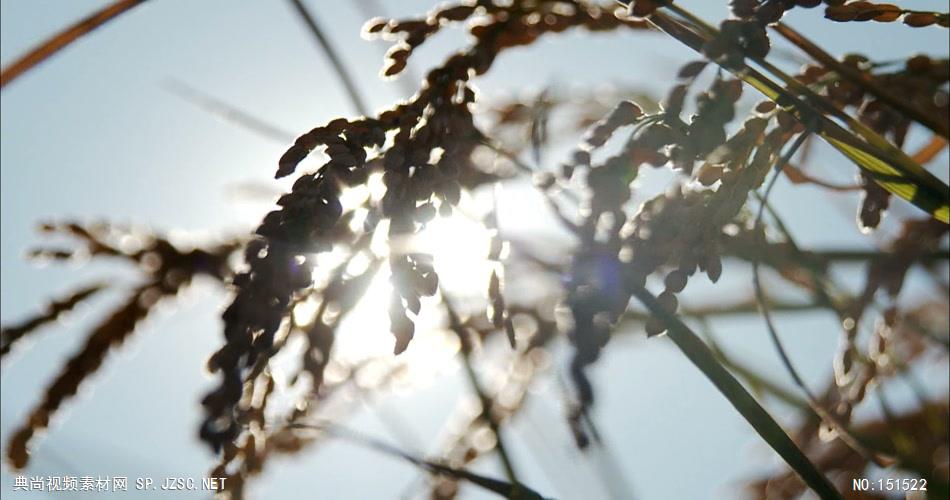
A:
[702,330,809,410]
[0,0,147,89]
[628,284,842,500]
[752,134,895,467]
[288,422,547,500]
[162,79,295,143]
[286,0,369,116]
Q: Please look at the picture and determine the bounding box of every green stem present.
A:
[698,324,809,410]
[629,284,842,500]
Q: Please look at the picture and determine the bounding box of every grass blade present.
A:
[289,422,547,499]
[162,79,295,143]
[628,284,842,500]
[0,0,147,89]
[286,0,370,116]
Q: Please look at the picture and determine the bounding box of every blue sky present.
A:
[1,1,948,499]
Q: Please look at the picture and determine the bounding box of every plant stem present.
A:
[293,422,544,499]
[698,324,809,410]
[163,79,295,143]
[752,132,893,467]
[442,294,520,486]
[287,0,371,116]
[627,283,843,500]
[0,0,147,89]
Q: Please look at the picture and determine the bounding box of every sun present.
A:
[290,178,502,386]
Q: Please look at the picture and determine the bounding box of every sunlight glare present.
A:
[275,182,502,388]
[331,200,498,385]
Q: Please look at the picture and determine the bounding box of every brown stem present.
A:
[0,0,147,89]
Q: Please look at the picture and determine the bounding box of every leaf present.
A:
[822,130,949,222]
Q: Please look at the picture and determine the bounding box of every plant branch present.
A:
[698,324,809,410]
[1,282,107,357]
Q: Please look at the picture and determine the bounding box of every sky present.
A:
[1,1,948,499]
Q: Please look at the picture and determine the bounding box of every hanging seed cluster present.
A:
[729,0,949,29]
[200,0,650,455]
[0,283,105,357]
[712,0,946,80]
[365,0,646,79]
[204,63,477,450]
[4,221,237,468]
[832,218,947,421]
[824,2,950,28]
[556,63,813,429]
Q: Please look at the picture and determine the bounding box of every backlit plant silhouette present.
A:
[2,1,948,499]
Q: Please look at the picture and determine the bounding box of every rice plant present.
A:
[1,1,948,498]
